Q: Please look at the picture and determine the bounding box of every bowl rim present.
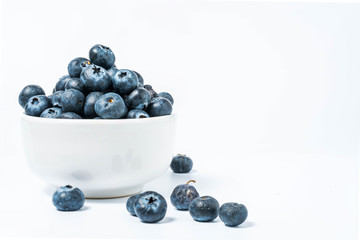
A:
[21,112,177,125]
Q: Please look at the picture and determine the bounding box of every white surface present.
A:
[21,114,176,198]
[0,0,359,239]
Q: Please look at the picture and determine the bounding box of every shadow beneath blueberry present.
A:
[79,205,90,211]
[229,221,255,228]
[140,217,175,224]
[193,219,221,224]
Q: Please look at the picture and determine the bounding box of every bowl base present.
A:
[83,185,144,199]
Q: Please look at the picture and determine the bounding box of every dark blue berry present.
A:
[107,66,118,78]
[189,196,220,222]
[51,90,64,108]
[80,65,111,92]
[126,109,150,119]
[170,180,200,210]
[112,69,138,95]
[65,78,85,93]
[40,107,63,118]
[158,92,174,105]
[57,112,82,119]
[55,75,71,91]
[219,203,248,227]
[60,89,85,114]
[143,85,158,98]
[94,92,128,119]
[18,85,45,108]
[84,92,103,118]
[126,194,141,216]
[146,97,172,117]
[134,191,167,223]
[68,57,89,78]
[52,185,85,211]
[170,154,193,173]
[24,95,52,117]
[89,44,115,69]
[125,87,151,110]
[80,61,92,71]
[133,70,144,85]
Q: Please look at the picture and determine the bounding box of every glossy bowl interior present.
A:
[21,114,177,198]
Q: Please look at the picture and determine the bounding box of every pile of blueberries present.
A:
[18,44,173,119]
[52,154,248,227]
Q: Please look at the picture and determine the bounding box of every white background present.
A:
[0,0,359,239]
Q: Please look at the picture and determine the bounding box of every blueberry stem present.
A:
[186,180,196,185]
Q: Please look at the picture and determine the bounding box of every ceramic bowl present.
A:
[21,114,177,198]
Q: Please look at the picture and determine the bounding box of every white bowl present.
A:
[21,114,177,198]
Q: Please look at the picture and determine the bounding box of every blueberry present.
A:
[219,203,248,227]
[126,194,141,216]
[51,90,64,108]
[89,44,115,69]
[134,191,167,223]
[112,69,139,95]
[143,85,158,99]
[146,97,172,117]
[65,78,85,93]
[189,196,220,222]
[18,85,45,108]
[80,65,111,92]
[52,185,85,211]
[80,60,92,70]
[158,92,174,105]
[60,89,85,114]
[93,117,102,119]
[170,154,193,173]
[170,180,200,210]
[24,95,52,117]
[107,66,118,78]
[126,109,150,119]
[125,87,151,110]
[52,88,56,94]
[94,92,128,119]
[55,75,72,91]
[57,112,82,119]
[84,92,103,118]
[133,70,144,85]
[68,57,89,78]
[40,107,63,118]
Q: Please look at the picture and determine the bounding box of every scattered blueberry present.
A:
[40,107,63,118]
[112,69,139,95]
[68,57,89,78]
[55,75,72,91]
[126,109,150,119]
[60,89,85,114]
[80,65,111,92]
[89,44,115,69]
[170,154,193,173]
[83,92,103,118]
[126,194,141,216]
[219,203,248,227]
[57,112,82,119]
[146,97,172,117]
[65,78,85,93]
[134,191,167,223]
[51,90,64,108]
[125,87,151,110]
[18,85,45,108]
[133,70,144,85]
[158,92,174,105]
[24,95,52,117]
[170,180,200,210]
[143,85,158,98]
[189,196,220,222]
[94,92,128,119]
[52,185,85,211]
